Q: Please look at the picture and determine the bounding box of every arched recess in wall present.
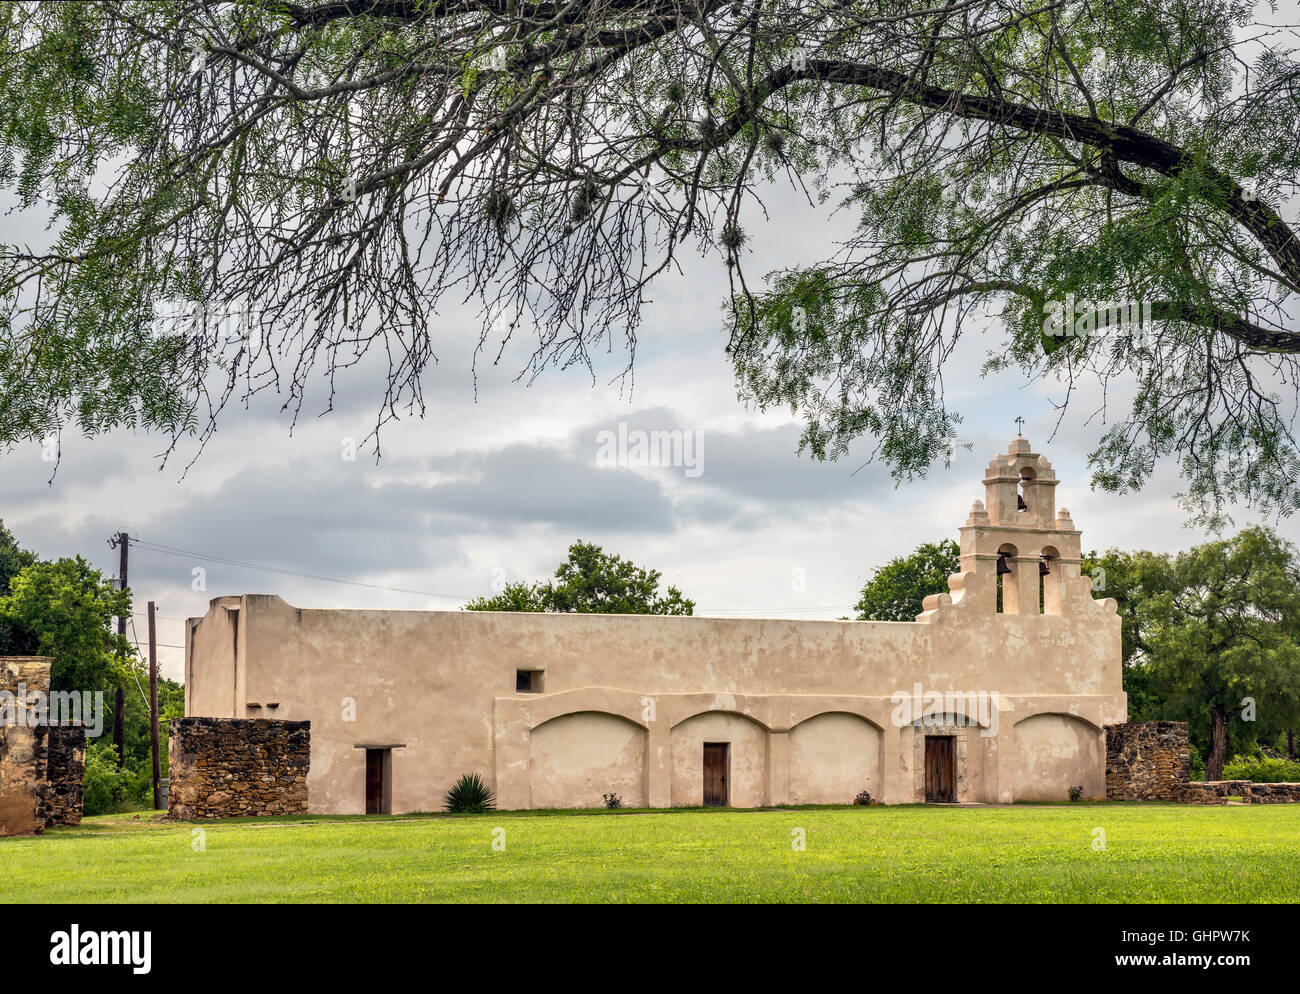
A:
[1040,545,1061,614]
[1012,712,1104,802]
[913,705,994,734]
[997,542,1018,614]
[1018,466,1036,512]
[788,712,882,805]
[669,710,769,808]
[528,711,647,809]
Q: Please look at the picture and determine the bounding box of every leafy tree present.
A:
[1138,527,1300,781]
[0,519,36,655]
[82,742,135,816]
[1,2,1298,523]
[0,518,34,588]
[855,539,960,621]
[1080,547,1177,720]
[0,556,135,693]
[466,541,694,615]
[466,580,548,614]
[112,673,185,807]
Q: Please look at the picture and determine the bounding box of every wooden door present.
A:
[924,736,955,802]
[703,743,729,807]
[365,749,385,814]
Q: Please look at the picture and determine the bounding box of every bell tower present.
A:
[958,438,1086,615]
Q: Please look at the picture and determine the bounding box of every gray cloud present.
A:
[427,441,676,532]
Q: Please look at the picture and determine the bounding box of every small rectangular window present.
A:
[516,670,544,693]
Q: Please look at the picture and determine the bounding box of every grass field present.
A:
[5,803,1299,903]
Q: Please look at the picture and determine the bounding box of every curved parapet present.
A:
[916,570,994,624]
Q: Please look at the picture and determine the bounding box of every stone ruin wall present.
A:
[44,723,86,828]
[1,656,86,835]
[0,657,51,836]
[168,716,310,819]
[1105,721,1190,800]
[1107,719,1300,804]
[1180,780,1300,803]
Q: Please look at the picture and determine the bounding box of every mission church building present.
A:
[184,438,1125,813]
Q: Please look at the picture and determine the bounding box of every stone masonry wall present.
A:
[1179,780,1300,804]
[44,724,86,828]
[168,717,310,819]
[1105,721,1190,800]
[1178,780,1252,804]
[1,657,53,837]
[1107,720,1300,804]
[1239,782,1300,802]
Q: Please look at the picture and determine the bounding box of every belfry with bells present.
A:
[958,437,1089,616]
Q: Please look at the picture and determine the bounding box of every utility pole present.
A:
[107,531,129,767]
[148,600,162,811]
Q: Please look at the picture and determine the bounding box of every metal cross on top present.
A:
[1015,416,1025,437]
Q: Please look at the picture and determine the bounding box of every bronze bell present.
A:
[996,552,1012,575]
[1017,493,1029,511]
[1039,557,1051,576]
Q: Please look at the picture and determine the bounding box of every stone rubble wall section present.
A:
[1106,720,1300,804]
[168,717,310,819]
[1105,721,1190,800]
[1180,780,1300,804]
[44,723,85,828]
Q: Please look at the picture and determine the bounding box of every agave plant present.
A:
[443,773,496,814]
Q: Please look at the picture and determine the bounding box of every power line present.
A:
[123,617,152,709]
[697,606,854,615]
[130,538,472,600]
[129,537,856,617]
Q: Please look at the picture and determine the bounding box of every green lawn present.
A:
[5,803,1298,903]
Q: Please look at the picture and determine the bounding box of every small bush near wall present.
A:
[1223,755,1300,783]
[444,773,495,814]
[83,743,133,816]
[1189,744,1206,782]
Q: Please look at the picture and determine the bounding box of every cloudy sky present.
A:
[3,17,1298,684]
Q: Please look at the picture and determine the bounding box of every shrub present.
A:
[443,773,496,813]
[853,790,873,806]
[602,792,622,809]
[82,743,135,816]
[1189,743,1206,782]
[1068,784,1083,801]
[1222,754,1300,783]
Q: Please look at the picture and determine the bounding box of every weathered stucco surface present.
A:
[1013,713,1106,800]
[185,439,1126,812]
[0,657,51,836]
[789,713,881,805]
[529,711,646,808]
